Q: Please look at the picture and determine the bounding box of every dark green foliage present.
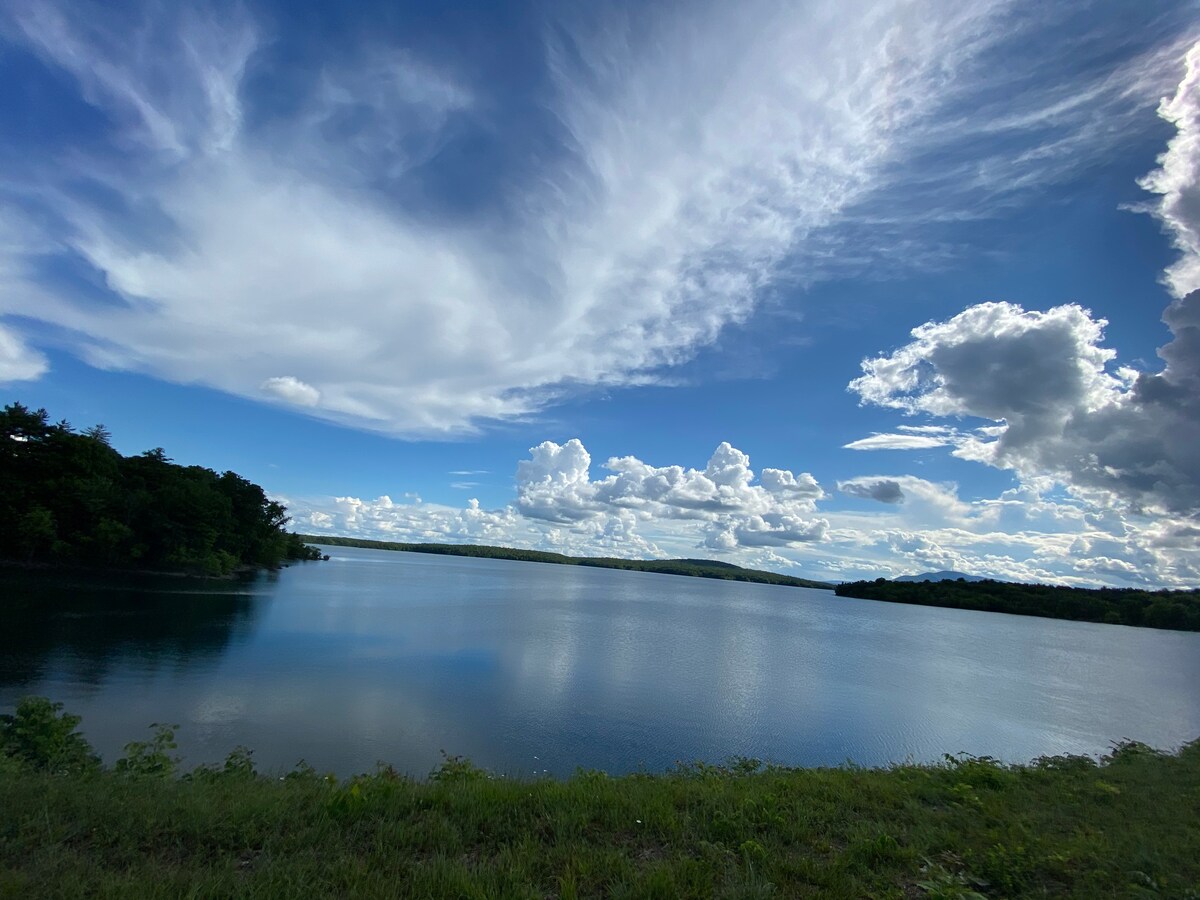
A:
[2,701,1199,898]
[113,724,180,778]
[302,534,832,590]
[835,577,1200,632]
[0,696,99,775]
[0,401,322,575]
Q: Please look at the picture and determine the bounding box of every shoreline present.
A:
[0,553,323,583]
[301,533,834,591]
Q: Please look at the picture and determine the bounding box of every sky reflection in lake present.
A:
[3,546,1198,777]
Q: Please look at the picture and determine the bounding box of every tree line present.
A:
[835,577,1200,631]
[1,402,321,576]
[302,535,833,589]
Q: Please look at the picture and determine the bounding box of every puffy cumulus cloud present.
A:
[286,439,824,561]
[704,514,827,550]
[261,376,320,407]
[0,0,1187,435]
[850,302,1120,420]
[849,297,1200,517]
[514,440,596,524]
[759,468,824,498]
[0,324,47,382]
[516,439,827,551]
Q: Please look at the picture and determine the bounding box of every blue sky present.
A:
[2,0,1200,587]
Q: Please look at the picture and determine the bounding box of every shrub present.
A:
[0,696,100,774]
[114,723,179,777]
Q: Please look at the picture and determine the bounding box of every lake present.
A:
[3,545,1198,777]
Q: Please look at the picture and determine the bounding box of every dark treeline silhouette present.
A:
[835,578,1200,631]
[1,402,320,576]
[304,535,832,589]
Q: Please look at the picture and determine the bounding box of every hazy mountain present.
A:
[895,571,988,583]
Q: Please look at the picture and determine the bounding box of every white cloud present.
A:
[839,478,905,504]
[1139,41,1200,298]
[261,376,320,407]
[282,435,1199,588]
[706,514,828,549]
[824,45,1200,586]
[287,439,826,560]
[0,0,1186,434]
[843,433,952,451]
[516,439,827,551]
[0,324,47,382]
[849,297,1200,517]
[516,440,597,524]
[7,2,257,156]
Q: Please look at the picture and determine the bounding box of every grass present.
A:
[3,733,1199,898]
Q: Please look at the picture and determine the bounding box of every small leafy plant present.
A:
[114,723,179,777]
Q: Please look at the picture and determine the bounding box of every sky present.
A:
[2,0,1200,588]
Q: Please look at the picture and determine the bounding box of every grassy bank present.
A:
[2,705,1198,898]
[302,534,832,590]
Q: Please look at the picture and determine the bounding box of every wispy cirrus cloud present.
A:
[0,324,46,383]
[843,433,954,451]
[0,0,1190,433]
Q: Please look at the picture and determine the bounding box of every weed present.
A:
[113,723,179,777]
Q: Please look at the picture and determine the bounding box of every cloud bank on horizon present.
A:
[2,0,1199,588]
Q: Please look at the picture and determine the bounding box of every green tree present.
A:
[1,400,322,574]
[0,696,99,774]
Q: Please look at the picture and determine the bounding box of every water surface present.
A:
[2,546,1198,776]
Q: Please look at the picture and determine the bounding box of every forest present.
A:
[1,402,320,576]
[835,577,1200,631]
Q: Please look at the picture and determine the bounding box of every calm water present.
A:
[3,545,1198,777]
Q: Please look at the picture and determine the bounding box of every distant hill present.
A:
[298,535,832,590]
[895,571,988,583]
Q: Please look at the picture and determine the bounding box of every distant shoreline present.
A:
[836,577,1200,632]
[297,534,834,590]
[0,552,322,583]
[0,556,254,582]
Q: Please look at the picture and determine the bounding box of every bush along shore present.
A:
[2,698,1198,898]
